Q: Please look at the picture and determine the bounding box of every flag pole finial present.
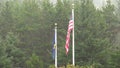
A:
[72,4,74,9]
[55,23,57,26]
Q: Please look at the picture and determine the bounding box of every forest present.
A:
[0,0,120,68]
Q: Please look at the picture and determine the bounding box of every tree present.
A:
[0,37,12,68]
[0,0,116,67]
[102,0,118,26]
[5,32,25,68]
[0,32,25,68]
[73,0,112,67]
[108,51,120,68]
[116,0,120,23]
[0,1,15,37]
[26,53,43,68]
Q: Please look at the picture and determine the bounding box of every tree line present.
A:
[0,0,120,68]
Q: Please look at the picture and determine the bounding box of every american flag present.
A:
[65,19,74,55]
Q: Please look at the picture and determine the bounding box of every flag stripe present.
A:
[65,19,74,54]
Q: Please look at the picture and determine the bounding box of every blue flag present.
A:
[52,34,55,60]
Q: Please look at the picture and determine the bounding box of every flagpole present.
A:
[72,3,75,66]
[55,23,57,68]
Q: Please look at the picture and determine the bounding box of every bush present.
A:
[49,64,55,68]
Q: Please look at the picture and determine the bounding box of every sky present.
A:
[0,0,116,7]
[50,0,116,8]
[93,0,107,8]
[93,0,116,8]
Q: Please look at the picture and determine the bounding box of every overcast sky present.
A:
[0,0,116,7]
[93,0,116,8]
[50,0,116,8]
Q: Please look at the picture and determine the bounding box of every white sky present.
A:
[93,0,116,8]
[0,0,116,7]
[50,0,116,8]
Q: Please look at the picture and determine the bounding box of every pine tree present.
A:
[74,0,111,67]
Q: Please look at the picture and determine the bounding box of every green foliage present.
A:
[0,0,119,68]
[0,37,12,68]
[26,53,43,68]
[6,32,25,67]
[116,0,120,23]
[102,0,118,26]
[16,0,41,31]
[0,1,15,36]
[49,64,55,68]
[0,32,25,68]
[108,51,120,68]
[71,0,112,67]
[66,64,75,68]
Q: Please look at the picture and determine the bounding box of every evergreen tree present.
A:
[102,0,118,26]
[116,0,120,23]
[74,0,112,67]
[5,32,25,68]
[0,32,25,68]
[0,37,12,68]
[108,51,120,68]
[0,1,15,36]
[0,0,117,67]
[26,53,43,68]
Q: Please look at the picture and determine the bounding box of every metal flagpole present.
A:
[72,3,75,66]
[55,23,57,68]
